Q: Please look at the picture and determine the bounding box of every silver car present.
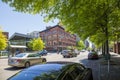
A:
[61,50,77,58]
[8,53,46,67]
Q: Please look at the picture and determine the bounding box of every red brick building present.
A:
[40,25,76,51]
[113,42,120,54]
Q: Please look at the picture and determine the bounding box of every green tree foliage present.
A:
[109,41,114,49]
[3,0,120,59]
[28,38,44,51]
[0,30,7,50]
[89,32,106,48]
[77,40,85,50]
[87,47,92,51]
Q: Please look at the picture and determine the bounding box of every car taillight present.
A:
[16,59,22,62]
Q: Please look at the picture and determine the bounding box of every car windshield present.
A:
[38,51,43,54]
[15,53,27,57]
[63,50,71,52]
[34,70,61,80]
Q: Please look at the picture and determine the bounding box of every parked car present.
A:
[7,62,93,80]
[38,50,48,56]
[74,49,80,55]
[80,49,86,52]
[88,51,99,60]
[61,50,77,58]
[8,53,46,68]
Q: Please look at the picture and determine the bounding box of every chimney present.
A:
[46,26,51,29]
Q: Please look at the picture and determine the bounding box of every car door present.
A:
[27,54,40,65]
[35,53,43,63]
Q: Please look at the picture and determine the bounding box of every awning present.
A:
[10,45,27,48]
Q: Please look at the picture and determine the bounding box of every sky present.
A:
[0,1,59,37]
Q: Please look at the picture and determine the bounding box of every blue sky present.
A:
[0,1,59,37]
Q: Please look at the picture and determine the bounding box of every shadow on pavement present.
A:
[4,67,24,71]
[79,52,120,80]
[79,58,100,80]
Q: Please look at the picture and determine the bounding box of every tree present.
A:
[0,30,7,50]
[77,40,85,50]
[28,38,45,51]
[3,0,120,59]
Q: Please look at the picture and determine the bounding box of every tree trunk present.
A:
[105,27,110,60]
[102,43,105,56]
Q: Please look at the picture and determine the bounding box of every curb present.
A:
[0,56,8,59]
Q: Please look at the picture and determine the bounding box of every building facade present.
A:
[40,25,76,51]
[113,42,120,54]
[9,33,34,56]
[27,31,40,38]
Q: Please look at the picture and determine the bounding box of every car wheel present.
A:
[42,58,46,62]
[25,62,30,68]
[63,56,66,58]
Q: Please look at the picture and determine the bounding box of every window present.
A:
[48,36,52,40]
[70,68,82,79]
[15,53,26,57]
[59,42,62,45]
[28,54,39,57]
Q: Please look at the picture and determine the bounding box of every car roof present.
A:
[15,53,37,57]
[18,52,34,54]
[25,64,64,72]
[62,50,71,51]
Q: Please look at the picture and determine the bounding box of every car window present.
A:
[63,50,71,53]
[57,63,85,80]
[62,73,74,80]
[39,51,42,53]
[70,67,85,79]
[43,50,47,52]
[15,53,26,57]
[71,68,80,78]
[28,54,39,57]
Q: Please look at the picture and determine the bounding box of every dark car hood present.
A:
[8,63,64,80]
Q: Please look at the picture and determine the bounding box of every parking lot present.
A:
[0,58,22,80]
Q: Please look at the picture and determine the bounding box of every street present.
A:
[0,51,93,80]
[0,58,22,80]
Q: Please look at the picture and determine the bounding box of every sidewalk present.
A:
[99,52,120,80]
[0,56,8,59]
[84,52,120,80]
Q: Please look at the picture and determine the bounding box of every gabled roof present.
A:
[39,25,64,33]
[9,32,34,40]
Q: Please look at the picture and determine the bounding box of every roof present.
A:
[9,32,34,40]
[10,45,27,48]
[26,64,64,71]
[39,25,64,33]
